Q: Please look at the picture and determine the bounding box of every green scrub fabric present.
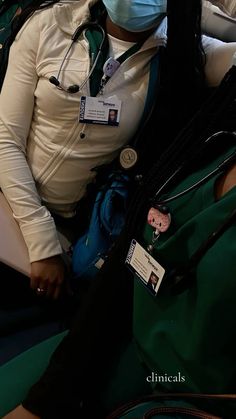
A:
[0,331,67,417]
[133,145,236,400]
[0,146,236,416]
[0,334,149,416]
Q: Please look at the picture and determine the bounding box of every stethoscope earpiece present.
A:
[67,84,80,94]
[49,75,60,87]
[49,76,80,94]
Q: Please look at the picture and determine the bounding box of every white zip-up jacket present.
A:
[0,0,235,263]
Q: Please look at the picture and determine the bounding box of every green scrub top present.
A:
[133,145,236,395]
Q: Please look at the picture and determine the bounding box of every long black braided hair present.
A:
[130,0,207,178]
[22,1,236,418]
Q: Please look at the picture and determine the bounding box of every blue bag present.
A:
[72,172,130,280]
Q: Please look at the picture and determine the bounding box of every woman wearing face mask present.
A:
[1,1,236,418]
[0,0,235,301]
[0,0,168,300]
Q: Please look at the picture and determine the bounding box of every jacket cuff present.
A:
[20,217,62,262]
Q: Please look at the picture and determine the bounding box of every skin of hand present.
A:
[2,405,40,419]
[30,254,65,299]
[215,163,236,200]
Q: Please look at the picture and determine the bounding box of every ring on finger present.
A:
[36,287,46,294]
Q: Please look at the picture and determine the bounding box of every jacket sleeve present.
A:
[202,35,236,86]
[209,0,236,17]
[0,13,62,263]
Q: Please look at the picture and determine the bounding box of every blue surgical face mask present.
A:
[102,0,167,32]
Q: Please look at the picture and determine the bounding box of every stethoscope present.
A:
[148,131,236,292]
[49,22,106,94]
[153,130,236,210]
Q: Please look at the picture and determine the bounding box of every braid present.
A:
[165,0,205,112]
[134,1,207,176]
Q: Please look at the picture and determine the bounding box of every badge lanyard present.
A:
[119,52,161,170]
[169,207,236,293]
[99,40,146,95]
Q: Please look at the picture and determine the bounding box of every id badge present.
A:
[79,95,121,126]
[125,239,165,296]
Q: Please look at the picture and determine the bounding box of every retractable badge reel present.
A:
[103,57,120,78]
[147,206,171,253]
[119,147,138,169]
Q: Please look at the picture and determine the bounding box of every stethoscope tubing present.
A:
[154,130,236,206]
[50,22,106,93]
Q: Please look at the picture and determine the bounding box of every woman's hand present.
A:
[3,405,40,419]
[30,255,65,299]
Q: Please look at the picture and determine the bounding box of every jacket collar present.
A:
[54,0,100,37]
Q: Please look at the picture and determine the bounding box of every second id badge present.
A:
[125,239,165,296]
[79,95,122,126]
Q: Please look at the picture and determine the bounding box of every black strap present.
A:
[171,207,236,293]
[99,39,148,93]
